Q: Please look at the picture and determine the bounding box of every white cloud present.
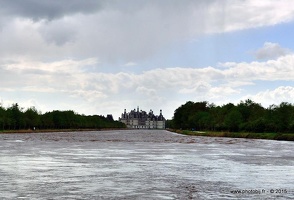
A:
[4,57,98,73]
[178,82,211,94]
[2,54,294,118]
[219,0,294,32]
[221,54,294,81]
[253,42,292,60]
[136,86,156,96]
[243,86,294,107]
[68,90,108,102]
[123,62,137,67]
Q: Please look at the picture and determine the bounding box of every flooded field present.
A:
[0,130,293,199]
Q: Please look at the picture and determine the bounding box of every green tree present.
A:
[173,101,208,129]
[24,107,41,129]
[0,106,5,130]
[224,108,243,132]
[275,102,293,132]
[237,99,265,123]
[7,103,24,129]
[41,112,54,129]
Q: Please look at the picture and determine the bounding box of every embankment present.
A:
[0,128,127,134]
[168,129,294,141]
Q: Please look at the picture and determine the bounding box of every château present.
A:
[119,107,165,129]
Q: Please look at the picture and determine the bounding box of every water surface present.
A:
[0,130,293,199]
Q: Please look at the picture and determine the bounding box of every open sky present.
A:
[1,0,294,120]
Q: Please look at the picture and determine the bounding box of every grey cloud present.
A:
[1,0,202,61]
[0,0,102,20]
[254,42,292,60]
[0,0,198,21]
[1,1,294,67]
[38,20,77,46]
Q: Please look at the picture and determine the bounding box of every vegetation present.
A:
[0,103,125,132]
[167,99,294,141]
[170,129,294,141]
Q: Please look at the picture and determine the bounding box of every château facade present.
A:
[119,107,165,129]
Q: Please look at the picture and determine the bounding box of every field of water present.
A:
[0,130,293,199]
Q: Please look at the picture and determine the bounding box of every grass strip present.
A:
[168,129,294,141]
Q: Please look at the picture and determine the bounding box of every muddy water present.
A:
[0,130,293,199]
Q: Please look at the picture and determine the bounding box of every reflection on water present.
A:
[0,130,293,199]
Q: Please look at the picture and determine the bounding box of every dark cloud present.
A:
[0,0,102,20]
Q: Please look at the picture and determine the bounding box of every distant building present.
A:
[119,107,165,129]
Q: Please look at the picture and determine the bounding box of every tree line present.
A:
[0,103,125,130]
[168,99,294,133]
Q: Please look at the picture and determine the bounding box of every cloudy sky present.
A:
[1,0,294,119]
